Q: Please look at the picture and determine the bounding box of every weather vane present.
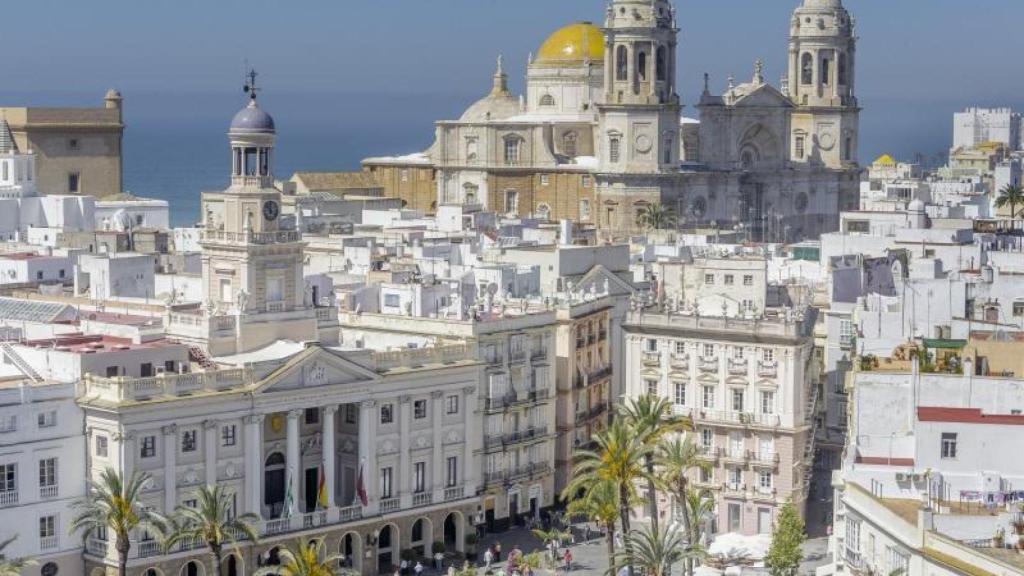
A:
[243,68,260,101]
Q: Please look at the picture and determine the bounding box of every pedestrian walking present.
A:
[434,551,445,571]
[583,523,591,542]
[414,561,424,576]
[484,546,494,570]
[400,559,409,576]
[494,542,502,562]
[563,549,573,573]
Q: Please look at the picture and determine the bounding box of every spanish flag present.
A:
[318,466,328,509]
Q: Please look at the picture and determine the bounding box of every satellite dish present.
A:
[487,283,499,296]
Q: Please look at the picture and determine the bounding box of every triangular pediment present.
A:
[733,84,794,109]
[253,345,381,394]
[577,265,636,297]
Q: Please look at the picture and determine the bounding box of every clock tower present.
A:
[193,72,322,354]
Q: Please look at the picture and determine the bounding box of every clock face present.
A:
[262,200,279,221]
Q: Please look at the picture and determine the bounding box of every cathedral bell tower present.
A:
[786,0,859,169]
[199,71,307,339]
[597,0,681,174]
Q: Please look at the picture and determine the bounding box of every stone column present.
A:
[462,386,477,493]
[431,390,444,500]
[204,420,218,486]
[286,410,302,515]
[162,424,177,513]
[399,396,412,507]
[322,405,337,509]
[244,415,264,517]
[358,400,378,514]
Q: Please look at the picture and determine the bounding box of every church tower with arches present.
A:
[786,0,860,170]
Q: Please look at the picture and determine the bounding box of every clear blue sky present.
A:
[3,0,1022,164]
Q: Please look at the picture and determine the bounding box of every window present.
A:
[380,467,393,499]
[646,379,658,397]
[724,274,734,286]
[383,293,400,308]
[728,503,741,532]
[95,435,109,458]
[505,190,519,214]
[304,408,319,425]
[0,162,6,181]
[37,411,56,428]
[36,270,43,281]
[795,136,805,159]
[39,458,57,488]
[0,415,15,433]
[704,274,715,285]
[345,404,357,424]
[446,456,458,487]
[539,94,555,107]
[582,175,592,188]
[221,425,236,447]
[674,381,686,405]
[58,269,65,279]
[731,389,745,412]
[800,53,813,85]
[760,391,775,415]
[609,136,621,163]
[413,399,427,419]
[616,46,628,81]
[446,395,459,415]
[733,347,745,360]
[0,463,14,492]
[702,386,715,409]
[540,174,550,187]
[68,139,80,151]
[68,173,80,194]
[414,462,426,493]
[743,275,754,286]
[39,514,56,539]
[941,432,957,459]
[701,429,714,450]
[703,344,715,357]
[674,341,686,355]
[181,430,197,452]
[728,467,743,487]
[400,169,409,182]
[504,138,521,166]
[762,348,775,363]
[821,55,831,86]
[563,132,577,157]
[664,137,672,164]
[837,53,848,86]
[1013,303,1024,318]
[885,546,910,576]
[580,199,591,221]
[140,436,156,458]
[637,51,648,81]
[380,403,394,425]
[700,466,712,484]
[655,47,667,81]
[846,518,862,554]
[140,363,153,377]
[759,471,773,491]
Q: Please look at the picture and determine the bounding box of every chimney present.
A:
[559,219,574,246]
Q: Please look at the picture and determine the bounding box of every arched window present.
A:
[609,136,621,163]
[536,203,551,221]
[663,136,673,164]
[656,47,667,82]
[837,53,848,86]
[821,55,831,86]
[800,53,813,85]
[616,46,628,81]
[637,51,648,81]
[539,94,555,107]
[563,132,577,158]
[741,150,756,170]
[462,183,479,205]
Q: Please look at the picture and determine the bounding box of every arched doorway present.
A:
[443,512,465,553]
[340,531,363,573]
[377,523,400,574]
[410,517,433,557]
[179,561,204,576]
[222,555,242,576]
[264,452,286,517]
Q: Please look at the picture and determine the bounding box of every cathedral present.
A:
[362,0,861,242]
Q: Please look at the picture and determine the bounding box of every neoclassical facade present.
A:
[363,0,861,242]
[80,343,482,576]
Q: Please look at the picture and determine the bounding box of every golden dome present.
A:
[536,22,605,66]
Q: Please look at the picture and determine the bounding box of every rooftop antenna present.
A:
[243,66,260,102]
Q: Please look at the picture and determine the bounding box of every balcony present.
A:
[266,301,286,313]
[576,366,612,388]
[598,330,607,341]
[698,410,780,429]
[412,492,433,507]
[530,348,547,362]
[758,361,778,378]
[722,447,748,463]
[669,353,689,371]
[485,462,552,485]
[642,351,661,366]
[137,540,161,558]
[40,535,58,551]
[0,490,17,507]
[509,350,527,364]
[696,445,718,462]
[484,388,551,412]
[722,483,747,497]
[752,487,777,502]
[748,451,780,467]
[485,426,549,449]
[727,359,748,375]
[380,498,400,514]
[302,510,329,529]
[82,368,254,404]
[86,539,107,557]
[264,517,292,536]
[39,484,58,500]
[698,357,719,373]
[444,486,465,501]
[338,505,362,522]
[200,229,301,245]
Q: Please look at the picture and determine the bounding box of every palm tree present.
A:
[0,536,36,576]
[635,203,678,231]
[564,420,650,574]
[679,487,715,569]
[995,184,1024,221]
[619,394,693,532]
[564,478,619,570]
[71,468,167,576]
[612,525,697,576]
[656,436,707,576]
[164,485,260,576]
[530,527,572,561]
[255,539,343,576]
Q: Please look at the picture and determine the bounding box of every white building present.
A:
[953,107,1021,152]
